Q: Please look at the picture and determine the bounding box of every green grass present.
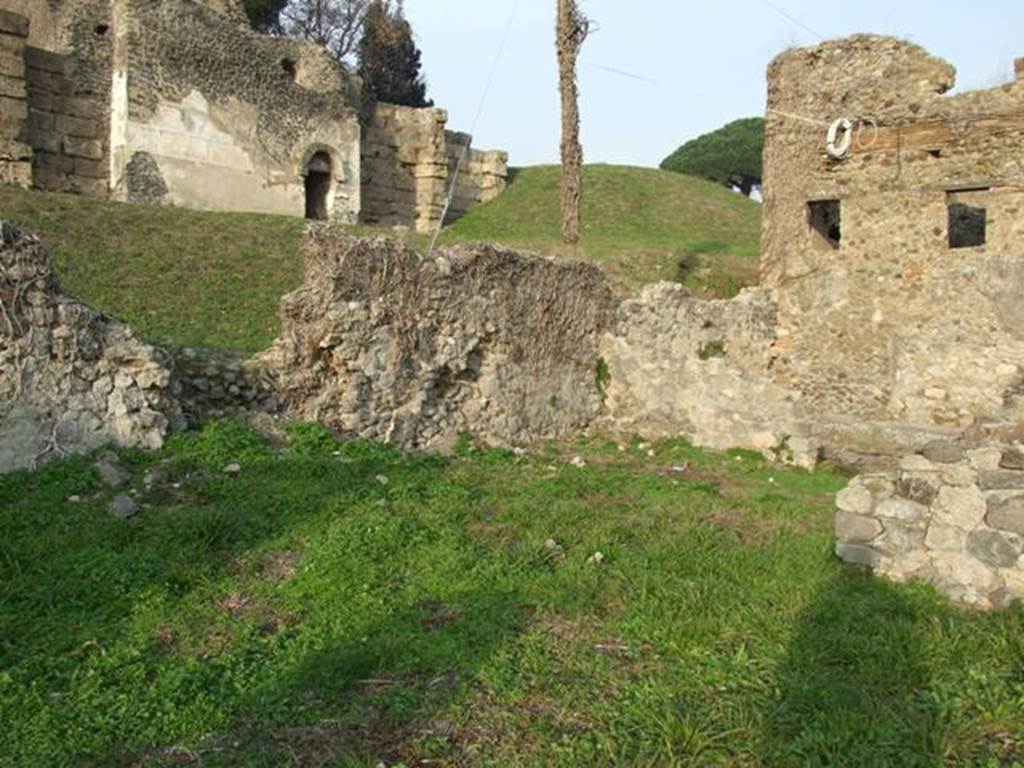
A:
[2,423,1023,767]
[0,166,760,351]
[440,164,762,295]
[0,187,308,353]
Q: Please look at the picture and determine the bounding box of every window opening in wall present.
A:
[948,190,988,249]
[808,199,841,250]
[281,58,297,80]
[304,152,332,221]
[95,24,109,35]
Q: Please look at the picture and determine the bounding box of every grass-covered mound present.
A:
[440,164,762,295]
[2,424,1022,766]
[0,188,307,353]
[0,167,760,351]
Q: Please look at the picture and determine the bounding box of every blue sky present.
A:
[404,0,1024,167]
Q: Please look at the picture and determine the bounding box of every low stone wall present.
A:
[268,231,615,449]
[444,131,508,223]
[600,283,819,467]
[0,11,31,188]
[168,346,280,424]
[26,44,109,196]
[0,222,182,474]
[836,440,1024,609]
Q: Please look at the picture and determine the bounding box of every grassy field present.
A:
[2,422,1023,767]
[440,165,761,295]
[0,167,759,352]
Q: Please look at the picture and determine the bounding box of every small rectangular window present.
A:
[948,190,988,249]
[808,200,841,250]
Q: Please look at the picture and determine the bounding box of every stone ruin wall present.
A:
[360,103,508,233]
[598,283,818,467]
[835,438,1024,610]
[0,222,181,473]
[0,11,32,188]
[761,35,1024,604]
[763,36,1024,435]
[266,230,614,449]
[444,130,508,223]
[113,0,361,220]
[0,1,508,229]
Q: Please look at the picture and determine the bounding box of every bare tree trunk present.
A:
[556,0,587,247]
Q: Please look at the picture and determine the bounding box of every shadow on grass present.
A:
[194,587,530,767]
[762,568,944,767]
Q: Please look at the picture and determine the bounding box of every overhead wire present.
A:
[428,0,520,256]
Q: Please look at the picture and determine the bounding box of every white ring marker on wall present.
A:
[826,118,854,159]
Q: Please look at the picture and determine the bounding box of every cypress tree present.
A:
[358,0,432,108]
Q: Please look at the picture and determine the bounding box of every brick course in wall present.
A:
[360,104,507,233]
[25,44,109,196]
[0,10,31,188]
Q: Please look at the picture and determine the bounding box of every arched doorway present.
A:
[304,151,332,220]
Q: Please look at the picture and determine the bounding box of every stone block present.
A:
[979,471,1024,491]
[27,108,53,132]
[56,114,102,140]
[921,440,965,464]
[925,523,966,552]
[836,510,882,543]
[880,520,927,554]
[896,475,939,506]
[63,136,104,160]
[901,454,937,472]
[969,447,1005,472]
[0,73,24,100]
[933,485,986,530]
[966,528,1024,568]
[0,50,24,78]
[73,157,108,179]
[835,542,881,568]
[62,96,103,120]
[876,498,928,523]
[24,47,67,75]
[0,159,30,187]
[34,150,73,173]
[940,463,978,488]
[1000,448,1024,470]
[0,11,29,38]
[0,94,26,123]
[986,495,1024,535]
[29,129,60,154]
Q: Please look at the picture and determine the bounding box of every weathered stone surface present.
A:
[999,448,1024,471]
[599,282,807,456]
[880,521,927,554]
[836,542,881,568]
[966,529,1024,569]
[268,233,614,450]
[986,495,1024,536]
[93,456,130,488]
[0,223,182,473]
[968,447,1003,472]
[939,462,977,488]
[900,455,938,473]
[895,475,939,506]
[108,493,138,519]
[835,511,882,543]
[921,441,965,465]
[925,524,966,552]
[933,485,986,531]
[978,471,1024,491]
[876,498,928,523]
[836,482,874,515]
